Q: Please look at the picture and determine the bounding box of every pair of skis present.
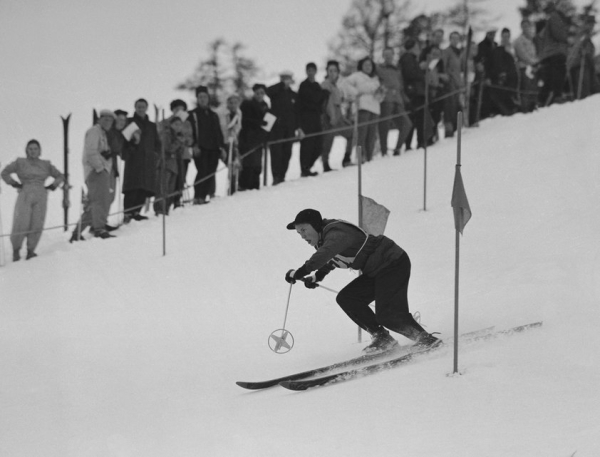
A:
[237,322,542,391]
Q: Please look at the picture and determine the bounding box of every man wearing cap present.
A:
[267,71,298,185]
[284,209,441,353]
[71,109,117,240]
[188,86,225,204]
[296,63,327,177]
[474,29,498,121]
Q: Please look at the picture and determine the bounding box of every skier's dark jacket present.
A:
[298,219,405,279]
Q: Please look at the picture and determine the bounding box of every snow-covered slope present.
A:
[1,97,599,457]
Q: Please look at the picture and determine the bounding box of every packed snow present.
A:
[1,97,600,457]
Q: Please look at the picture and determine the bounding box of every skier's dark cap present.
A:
[286,209,323,231]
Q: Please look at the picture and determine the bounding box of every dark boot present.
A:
[363,328,398,354]
[13,250,20,262]
[70,230,85,243]
[26,250,37,260]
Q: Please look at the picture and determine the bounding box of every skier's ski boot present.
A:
[412,332,443,351]
[363,330,398,354]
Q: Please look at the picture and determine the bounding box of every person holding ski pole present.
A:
[284,208,441,353]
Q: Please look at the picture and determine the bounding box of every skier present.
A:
[284,208,441,353]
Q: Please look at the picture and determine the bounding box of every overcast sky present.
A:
[0,0,591,172]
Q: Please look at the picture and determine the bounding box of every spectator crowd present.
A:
[1,1,598,262]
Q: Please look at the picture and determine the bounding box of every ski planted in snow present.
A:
[279,322,542,391]
[236,326,495,390]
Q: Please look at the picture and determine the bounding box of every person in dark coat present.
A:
[284,209,441,354]
[188,86,225,205]
[296,63,327,177]
[400,39,432,149]
[238,84,269,190]
[489,28,519,116]
[473,29,498,122]
[122,99,161,222]
[267,72,298,185]
[537,1,571,105]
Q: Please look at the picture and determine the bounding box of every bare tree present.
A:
[177,38,262,105]
[441,0,499,36]
[231,42,260,97]
[327,0,412,73]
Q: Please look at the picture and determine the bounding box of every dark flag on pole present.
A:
[451,166,471,234]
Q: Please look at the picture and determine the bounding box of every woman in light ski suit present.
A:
[1,140,64,261]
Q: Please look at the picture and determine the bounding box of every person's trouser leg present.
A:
[378,102,393,155]
[86,170,111,232]
[395,112,413,150]
[336,275,381,335]
[25,188,47,253]
[10,190,33,253]
[372,254,426,340]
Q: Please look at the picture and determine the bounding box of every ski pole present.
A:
[270,282,295,353]
[299,277,339,294]
[280,282,293,336]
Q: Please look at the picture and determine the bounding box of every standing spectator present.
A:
[1,140,64,261]
[345,56,383,162]
[296,63,327,177]
[473,29,498,122]
[238,84,269,191]
[267,71,297,184]
[188,86,225,205]
[73,109,127,242]
[400,39,431,149]
[441,32,464,137]
[421,45,448,142]
[122,99,161,222]
[538,1,571,105]
[567,16,598,100]
[377,48,412,155]
[71,109,117,241]
[321,60,355,169]
[489,28,519,116]
[105,109,127,225]
[163,100,194,207]
[514,19,540,112]
[217,94,243,194]
[154,117,186,215]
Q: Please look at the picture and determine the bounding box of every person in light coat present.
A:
[344,56,384,162]
[320,60,354,169]
[1,139,64,260]
[217,94,243,194]
[71,110,118,241]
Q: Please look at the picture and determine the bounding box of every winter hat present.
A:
[99,109,115,118]
[195,86,209,96]
[286,209,323,232]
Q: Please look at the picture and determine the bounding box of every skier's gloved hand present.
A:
[285,266,310,284]
[304,274,319,289]
[285,269,297,284]
[11,182,22,189]
[303,268,327,289]
[45,184,58,191]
